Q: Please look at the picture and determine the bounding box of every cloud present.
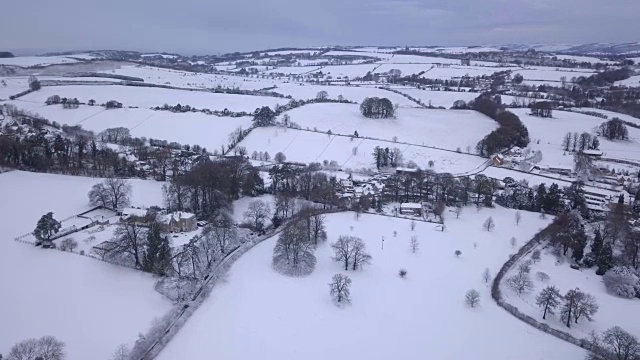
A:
[0,0,637,55]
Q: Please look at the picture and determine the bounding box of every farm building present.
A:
[400,203,422,216]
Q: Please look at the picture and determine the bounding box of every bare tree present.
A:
[59,237,78,252]
[465,289,480,308]
[8,336,65,360]
[536,272,550,282]
[206,211,238,255]
[316,91,329,101]
[310,212,327,246]
[243,200,270,231]
[399,269,408,278]
[111,344,131,360]
[536,286,562,319]
[483,217,495,232]
[454,204,463,219]
[410,220,416,231]
[272,220,316,276]
[515,211,522,225]
[532,249,541,263]
[482,268,492,283]
[507,272,534,295]
[561,288,598,327]
[329,273,352,306]
[105,221,147,268]
[332,235,357,271]
[510,237,518,248]
[410,236,419,253]
[274,152,287,163]
[351,238,372,270]
[586,326,640,360]
[88,177,132,209]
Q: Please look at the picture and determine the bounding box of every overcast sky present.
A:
[2,0,639,55]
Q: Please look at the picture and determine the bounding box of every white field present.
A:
[13,104,252,152]
[0,77,29,100]
[511,108,640,167]
[263,50,321,56]
[273,83,418,106]
[263,66,322,75]
[434,46,502,54]
[157,209,584,360]
[324,50,394,60]
[112,65,280,90]
[18,85,283,112]
[279,103,496,150]
[420,66,516,79]
[0,56,79,67]
[0,171,170,360]
[577,108,640,126]
[236,127,487,174]
[616,75,640,87]
[503,247,640,340]
[394,87,480,107]
[517,67,596,85]
[553,55,615,65]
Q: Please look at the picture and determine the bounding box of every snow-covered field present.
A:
[616,75,640,87]
[10,104,253,151]
[236,127,487,173]
[511,108,640,167]
[273,83,417,106]
[394,87,480,107]
[112,65,280,90]
[18,85,283,112]
[0,171,170,360]
[0,77,29,100]
[157,209,584,360]
[279,103,496,150]
[517,67,596,85]
[503,246,640,340]
[0,56,80,67]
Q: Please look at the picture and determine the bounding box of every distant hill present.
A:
[0,52,15,58]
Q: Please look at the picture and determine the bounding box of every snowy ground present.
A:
[236,127,487,174]
[157,208,584,360]
[502,246,640,340]
[0,171,170,360]
[393,87,480,108]
[273,83,418,106]
[517,67,596,85]
[279,103,496,151]
[18,85,284,112]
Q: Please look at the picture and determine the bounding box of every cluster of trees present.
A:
[4,335,65,360]
[599,118,629,140]
[152,103,253,118]
[603,266,640,299]
[0,106,145,177]
[359,97,395,119]
[105,100,123,109]
[33,212,62,247]
[546,210,588,262]
[28,75,41,91]
[576,68,633,87]
[88,177,132,209]
[272,209,327,276]
[496,181,588,217]
[163,157,264,219]
[331,235,372,271]
[586,326,640,360]
[252,106,277,127]
[530,101,552,118]
[380,172,501,211]
[372,146,404,169]
[535,285,598,328]
[562,131,600,152]
[266,164,339,207]
[472,95,530,156]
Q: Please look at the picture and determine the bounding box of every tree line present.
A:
[472,94,530,156]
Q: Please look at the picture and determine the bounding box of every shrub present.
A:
[399,269,408,278]
[603,266,640,299]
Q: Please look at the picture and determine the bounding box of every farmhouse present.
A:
[491,154,505,166]
[582,149,603,158]
[400,202,422,216]
[158,212,197,233]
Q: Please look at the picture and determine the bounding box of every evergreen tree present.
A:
[33,212,61,246]
[534,184,547,212]
[571,230,587,262]
[143,223,172,275]
[252,106,276,127]
[596,243,613,275]
[591,228,604,259]
[543,183,561,214]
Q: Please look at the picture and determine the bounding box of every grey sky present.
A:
[2,0,639,55]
